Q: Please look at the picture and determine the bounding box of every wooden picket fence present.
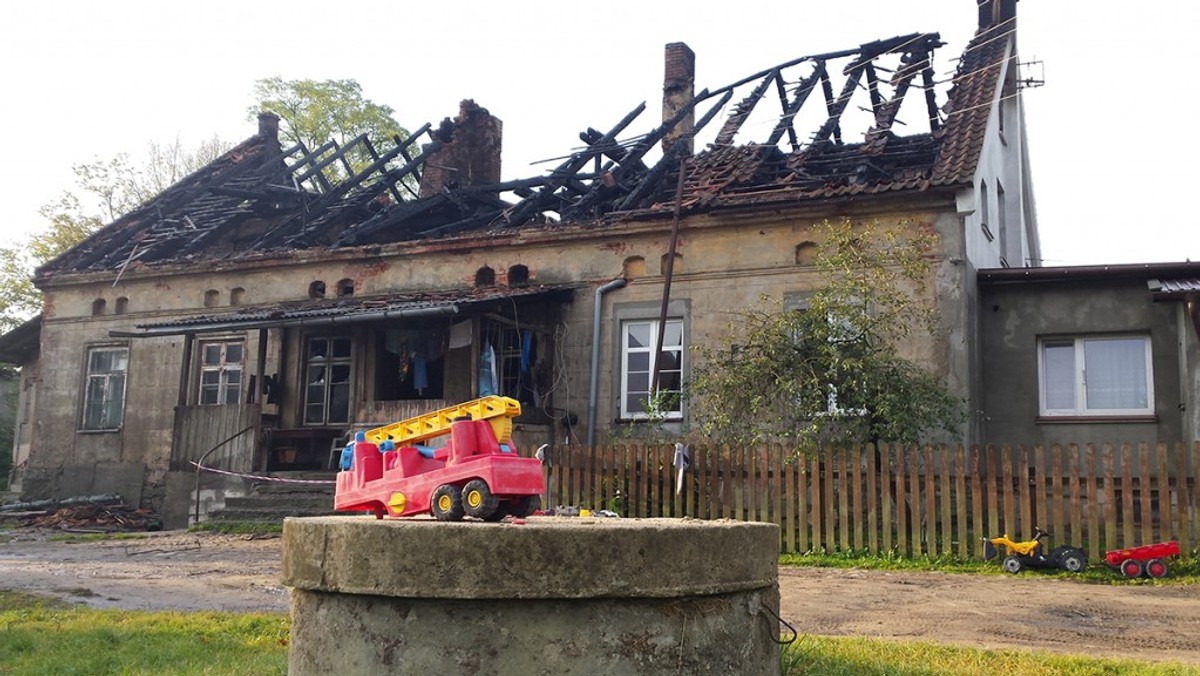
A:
[537,442,1200,560]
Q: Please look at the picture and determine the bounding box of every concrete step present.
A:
[252,476,337,496]
[225,495,333,511]
[208,504,339,522]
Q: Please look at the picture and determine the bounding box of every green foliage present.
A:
[0,138,229,332]
[689,218,962,449]
[782,635,1198,675]
[251,77,412,182]
[0,591,288,675]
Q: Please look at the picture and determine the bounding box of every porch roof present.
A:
[112,284,577,337]
[0,315,42,363]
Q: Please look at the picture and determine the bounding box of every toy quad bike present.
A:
[983,526,1086,574]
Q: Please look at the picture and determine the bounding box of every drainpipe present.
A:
[587,278,627,448]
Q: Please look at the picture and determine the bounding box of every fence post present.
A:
[954,444,967,559]
[1085,444,1100,560]
[1119,444,1134,547]
[924,444,937,558]
[970,446,983,558]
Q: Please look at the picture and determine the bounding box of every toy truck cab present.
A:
[334,396,544,521]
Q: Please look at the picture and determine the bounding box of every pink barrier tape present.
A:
[190,461,336,484]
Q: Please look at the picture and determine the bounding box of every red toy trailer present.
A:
[334,396,544,521]
[1104,541,1180,579]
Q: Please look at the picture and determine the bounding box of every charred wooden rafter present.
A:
[44,31,959,276]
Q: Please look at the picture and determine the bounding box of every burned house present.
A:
[2,0,1038,520]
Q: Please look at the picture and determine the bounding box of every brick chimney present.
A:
[977,0,1017,32]
[662,42,695,155]
[418,100,502,198]
[257,111,280,141]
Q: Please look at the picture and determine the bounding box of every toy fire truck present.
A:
[334,396,543,521]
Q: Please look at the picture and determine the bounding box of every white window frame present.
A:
[1037,335,1154,417]
[619,318,684,420]
[303,335,354,426]
[197,340,245,405]
[82,346,129,430]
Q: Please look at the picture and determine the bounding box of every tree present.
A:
[0,78,411,332]
[250,77,412,180]
[0,137,230,332]
[688,218,962,449]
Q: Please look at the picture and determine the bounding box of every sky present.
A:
[2,1,1197,266]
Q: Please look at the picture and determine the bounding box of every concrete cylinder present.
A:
[282,516,781,675]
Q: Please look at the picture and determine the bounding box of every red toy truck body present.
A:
[334,397,544,521]
[1104,540,1180,579]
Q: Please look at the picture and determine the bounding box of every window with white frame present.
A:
[198,340,244,405]
[304,336,352,425]
[620,319,684,419]
[1038,336,1153,417]
[82,346,128,430]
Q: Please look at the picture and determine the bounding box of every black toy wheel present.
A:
[1002,555,1024,574]
[1145,558,1168,579]
[484,503,510,522]
[1120,559,1143,578]
[462,479,499,520]
[431,484,465,521]
[509,494,542,518]
[1059,549,1086,573]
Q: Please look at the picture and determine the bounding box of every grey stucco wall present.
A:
[979,278,1185,447]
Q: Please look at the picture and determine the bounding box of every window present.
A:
[620,319,684,419]
[304,336,352,425]
[198,341,244,405]
[1039,336,1153,417]
[375,328,445,401]
[82,347,128,430]
[479,320,542,404]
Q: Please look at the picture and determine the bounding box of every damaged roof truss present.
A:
[46,32,951,275]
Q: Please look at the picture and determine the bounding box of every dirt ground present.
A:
[2,529,1198,665]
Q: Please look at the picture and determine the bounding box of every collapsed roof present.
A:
[40,11,1013,279]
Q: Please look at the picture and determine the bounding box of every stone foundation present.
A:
[282,516,780,675]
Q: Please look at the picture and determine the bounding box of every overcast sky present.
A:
[3,1,1196,266]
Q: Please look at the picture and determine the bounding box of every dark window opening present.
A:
[92,299,106,316]
[114,297,129,314]
[230,287,245,305]
[375,327,446,401]
[508,265,530,286]
[475,266,496,287]
[309,281,327,299]
[204,289,220,308]
[337,278,355,297]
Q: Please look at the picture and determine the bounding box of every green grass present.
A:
[0,589,288,675]
[782,635,1200,675]
[779,549,1200,584]
[188,521,283,535]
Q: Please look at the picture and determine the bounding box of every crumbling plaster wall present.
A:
[30,191,974,504]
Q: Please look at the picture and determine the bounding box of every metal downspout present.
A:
[587,278,627,447]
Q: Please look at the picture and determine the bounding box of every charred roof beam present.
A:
[714,72,775,147]
[765,64,826,148]
[499,102,647,229]
[617,90,733,212]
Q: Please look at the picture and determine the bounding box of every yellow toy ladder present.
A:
[362,395,521,448]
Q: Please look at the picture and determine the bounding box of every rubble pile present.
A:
[1,496,163,532]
